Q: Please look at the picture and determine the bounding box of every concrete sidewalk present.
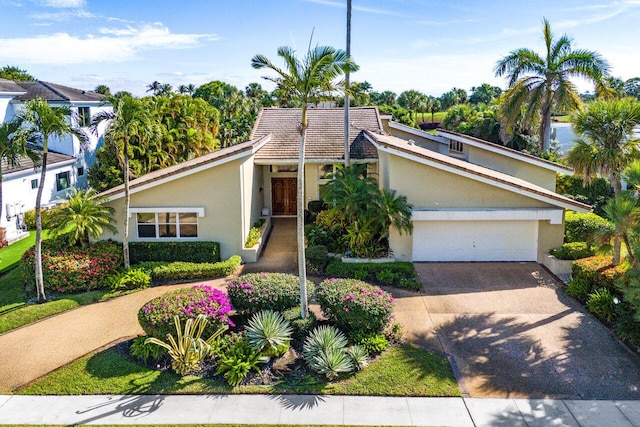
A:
[1,394,640,426]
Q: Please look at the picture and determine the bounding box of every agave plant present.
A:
[346,345,369,371]
[303,325,356,379]
[145,314,227,375]
[245,310,293,357]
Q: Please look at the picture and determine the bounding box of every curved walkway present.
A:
[0,278,228,393]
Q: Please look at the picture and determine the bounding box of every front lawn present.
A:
[20,344,460,397]
[0,267,137,335]
[0,230,54,274]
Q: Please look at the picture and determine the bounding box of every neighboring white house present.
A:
[0,78,111,243]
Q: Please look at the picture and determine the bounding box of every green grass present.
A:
[9,425,394,427]
[552,115,571,123]
[20,344,460,397]
[412,111,447,123]
[0,267,140,335]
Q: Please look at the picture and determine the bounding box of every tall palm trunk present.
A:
[35,148,48,303]
[344,0,352,167]
[0,172,5,247]
[123,135,131,269]
[611,176,623,265]
[298,112,309,319]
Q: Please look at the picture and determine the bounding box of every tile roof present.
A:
[252,107,381,160]
[10,81,106,102]
[0,78,27,94]
[3,147,76,175]
[365,130,591,212]
[99,135,270,200]
[437,128,572,172]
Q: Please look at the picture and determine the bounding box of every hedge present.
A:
[227,273,314,314]
[325,258,420,290]
[316,278,394,333]
[138,285,234,339]
[129,241,220,264]
[21,239,123,294]
[136,256,241,282]
[564,211,613,244]
[550,242,595,260]
[568,256,628,301]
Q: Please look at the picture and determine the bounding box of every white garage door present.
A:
[412,220,538,262]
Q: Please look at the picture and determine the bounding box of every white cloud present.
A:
[37,0,85,7]
[29,9,95,20]
[0,23,219,65]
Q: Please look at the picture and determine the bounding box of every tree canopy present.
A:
[0,65,36,81]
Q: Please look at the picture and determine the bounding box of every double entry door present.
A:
[271,178,297,216]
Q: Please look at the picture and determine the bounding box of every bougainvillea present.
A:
[21,239,123,294]
[138,285,234,339]
[316,278,394,333]
[227,273,314,314]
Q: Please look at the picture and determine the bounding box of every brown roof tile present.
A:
[366,130,590,212]
[0,78,27,94]
[253,107,381,160]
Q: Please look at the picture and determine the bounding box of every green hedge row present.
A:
[325,258,420,291]
[136,256,241,282]
[129,241,220,264]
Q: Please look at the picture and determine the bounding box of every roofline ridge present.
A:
[38,81,69,101]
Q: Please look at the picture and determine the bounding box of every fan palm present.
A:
[15,99,87,302]
[48,187,117,247]
[92,96,159,268]
[597,193,640,265]
[251,44,358,318]
[495,18,609,153]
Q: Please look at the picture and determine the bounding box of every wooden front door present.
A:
[272,178,297,215]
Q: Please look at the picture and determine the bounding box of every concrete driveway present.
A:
[392,262,640,399]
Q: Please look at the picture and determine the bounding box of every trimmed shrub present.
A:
[571,256,628,292]
[349,330,390,354]
[325,258,419,290]
[21,239,123,294]
[106,268,151,291]
[245,219,266,248]
[129,241,221,264]
[316,278,394,333]
[138,285,234,339]
[283,306,318,340]
[306,245,329,274]
[227,273,314,314]
[137,256,241,282]
[550,242,595,260]
[587,288,619,322]
[564,211,613,244]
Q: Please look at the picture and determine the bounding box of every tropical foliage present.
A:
[495,18,609,153]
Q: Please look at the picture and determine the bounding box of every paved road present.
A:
[394,262,640,399]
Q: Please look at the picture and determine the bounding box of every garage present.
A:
[412,219,539,262]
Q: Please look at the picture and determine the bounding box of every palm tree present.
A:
[598,193,640,265]
[567,98,640,194]
[48,187,117,247]
[92,96,158,269]
[177,84,196,95]
[251,44,358,318]
[427,96,441,123]
[15,99,87,302]
[94,85,111,96]
[0,121,36,244]
[495,18,609,153]
[146,81,162,96]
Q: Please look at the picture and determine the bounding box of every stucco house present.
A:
[0,78,111,242]
[99,107,589,264]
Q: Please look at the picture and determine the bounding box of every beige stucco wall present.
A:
[102,157,246,261]
[466,146,557,191]
[241,156,264,237]
[380,152,565,262]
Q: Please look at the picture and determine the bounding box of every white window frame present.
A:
[131,207,204,240]
[78,106,91,127]
[55,171,70,192]
[449,140,464,154]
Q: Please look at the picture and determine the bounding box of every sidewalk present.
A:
[1,394,640,426]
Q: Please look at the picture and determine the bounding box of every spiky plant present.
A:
[145,314,227,375]
[303,325,356,379]
[308,346,354,380]
[245,310,293,356]
[346,345,369,370]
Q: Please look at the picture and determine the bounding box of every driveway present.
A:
[393,262,640,399]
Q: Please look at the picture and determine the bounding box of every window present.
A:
[30,179,38,189]
[55,171,70,192]
[449,140,464,154]
[78,107,91,127]
[136,212,199,239]
[318,164,335,180]
[77,167,84,176]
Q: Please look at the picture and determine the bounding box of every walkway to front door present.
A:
[240,217,298,274]
[271,178,296,216]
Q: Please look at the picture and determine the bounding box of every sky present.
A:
[1,0,639,97]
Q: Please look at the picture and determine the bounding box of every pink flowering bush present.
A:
[316,278,394,333]
[138,285,234,339]
[21,239,123,294]
[227,273,314,314]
